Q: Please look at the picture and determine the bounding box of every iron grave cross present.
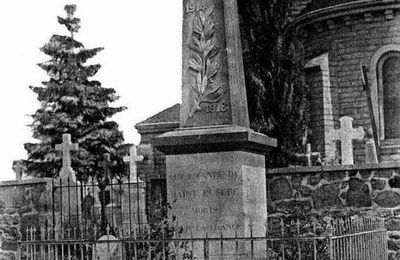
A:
[295,143,321,166]
[123,145,144,181]
[99,153,117,182]
[331,116,365,165]
[55,133,79,182]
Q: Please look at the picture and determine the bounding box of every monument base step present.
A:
[153,125,276,155]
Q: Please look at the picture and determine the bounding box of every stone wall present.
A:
[0,179,52,260]
[267,163,400,259]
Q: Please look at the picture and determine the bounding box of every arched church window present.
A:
[378,52,400,139]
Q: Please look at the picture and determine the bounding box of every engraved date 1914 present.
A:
[185,2,207,14]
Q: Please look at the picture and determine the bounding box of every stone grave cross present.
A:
[12,160,24,181]
[123,145,144,181]
[55,133,79,182]
[331,116,365,165]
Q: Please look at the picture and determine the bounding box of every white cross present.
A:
[123,145,144,181]
[55,133,79,182]
[12,160,24,181]
[330,116,364,165]
[295,143,321,166]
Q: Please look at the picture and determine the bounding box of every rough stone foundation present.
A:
[267,162,400,259]
[0,179,52,259]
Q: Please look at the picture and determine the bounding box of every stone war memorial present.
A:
[8,0,400,259]
[154,0,277,239]
[152,1,277,257]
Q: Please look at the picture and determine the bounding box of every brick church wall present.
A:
[297,5,400,163]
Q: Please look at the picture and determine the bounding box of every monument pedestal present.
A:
[154,126,276,258]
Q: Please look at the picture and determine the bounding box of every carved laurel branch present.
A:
[188,6,223,118]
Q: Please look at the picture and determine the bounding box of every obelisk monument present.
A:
[153,0,276,256]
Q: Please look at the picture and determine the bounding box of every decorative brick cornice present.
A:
[363,12,373,22]
[385,9,394,20]
[327,19,335,29]
[293,0,400,31]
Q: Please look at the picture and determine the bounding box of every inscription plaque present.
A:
[166,151,268,258]
[167,152,267,237]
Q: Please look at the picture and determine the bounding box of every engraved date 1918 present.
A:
[205,103,229,113]
[185,2,207,14]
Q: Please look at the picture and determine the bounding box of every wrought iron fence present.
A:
[47,175,151,240]
[329,217,387,260]
[19,216,388,260]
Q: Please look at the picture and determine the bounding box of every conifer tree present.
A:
[238,0,309,167]
[23,5,127,183]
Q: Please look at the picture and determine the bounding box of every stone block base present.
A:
[166,151,267,257]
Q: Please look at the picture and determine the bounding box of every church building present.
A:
[296,0,400,164]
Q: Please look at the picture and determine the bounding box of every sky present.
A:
[0,1,182,181]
